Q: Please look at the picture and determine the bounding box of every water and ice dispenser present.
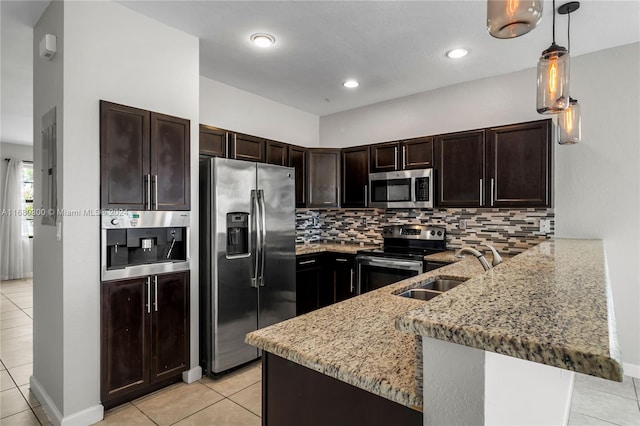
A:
[226,213,249,256]
[101,211,190,281]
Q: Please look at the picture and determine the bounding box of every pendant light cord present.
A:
[567,10,571,52]
[552,0,556,43]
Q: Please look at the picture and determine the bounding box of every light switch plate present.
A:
[539,219,551,234]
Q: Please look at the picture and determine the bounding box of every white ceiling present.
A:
[2,1,639,145]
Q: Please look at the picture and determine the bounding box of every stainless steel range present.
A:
[356,224,446,294]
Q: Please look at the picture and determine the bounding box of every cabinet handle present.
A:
[234,134,237,159]
[402,146,407,169]
[336,258,348,262]
[350,269,355,293]
[299,259,315,265]
[153,175,158,210]
[146,174,152,210]
[394,146,398,170]
[490,178,495,207]
[146,276,151,314]
[480,178,484,206]
[225,132,229,157]
[153,276,158,312]
[364,184,368,207]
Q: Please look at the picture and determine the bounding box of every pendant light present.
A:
[487,0,544,39]
[536,0,570,114]
[557,2,581,144]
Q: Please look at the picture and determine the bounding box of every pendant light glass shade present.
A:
[557,98,581,144]
[536,43,570,114]
[487,0,543,38]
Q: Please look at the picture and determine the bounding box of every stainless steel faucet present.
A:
[483,244,503,267]
[455,247,491,271]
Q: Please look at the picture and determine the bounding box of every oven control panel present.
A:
[382,224,445,240]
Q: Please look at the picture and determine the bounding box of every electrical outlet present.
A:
[459,219,467,230]
[539,219,551,234]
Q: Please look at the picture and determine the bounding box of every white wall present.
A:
[320,43,640,373]
[33,1,200,423]
[200,76,319,147]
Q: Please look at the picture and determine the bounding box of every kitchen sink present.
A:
[397,277,466,300]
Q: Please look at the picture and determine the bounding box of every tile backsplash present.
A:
[296,208,554,255]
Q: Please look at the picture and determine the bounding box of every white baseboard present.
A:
[182,366,202,384]
[623,362,640,379]
[30,375,104,426]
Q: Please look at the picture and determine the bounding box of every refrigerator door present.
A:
[209,158,259,373]
[257,163,296,329]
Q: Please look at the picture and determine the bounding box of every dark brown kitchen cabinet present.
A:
[370,138,433,172]
[229,133,264,162]
[331,254,356,302]
[341,146,370,208]
[307,149,341,208]
[486,120,552,207]
[288,145,307,208]
[100,101,190,211]
[199,124,227,158]
[101,271,189,407]
[434,130,486,207]
[265,140,289,166]
[295,254,324,316]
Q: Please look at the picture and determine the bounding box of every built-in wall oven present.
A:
[101,211,190,281]
[368,168,433,209]
[356,224,445,294]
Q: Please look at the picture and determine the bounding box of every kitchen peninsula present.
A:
[246,239,622,425]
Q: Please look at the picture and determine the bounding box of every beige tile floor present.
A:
[2,277,639,425]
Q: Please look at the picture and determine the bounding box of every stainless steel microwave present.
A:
[368,168,433,208]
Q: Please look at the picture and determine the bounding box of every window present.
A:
[22,163,33,237]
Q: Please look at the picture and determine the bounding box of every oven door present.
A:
[356,255,424,294]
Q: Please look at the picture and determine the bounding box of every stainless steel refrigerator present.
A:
[199,157,296,375]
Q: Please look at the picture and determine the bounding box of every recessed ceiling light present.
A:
[343,80,359,88]
[446,48,469,59]
[250,33,276,48]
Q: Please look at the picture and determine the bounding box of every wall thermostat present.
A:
[39,34,57,60]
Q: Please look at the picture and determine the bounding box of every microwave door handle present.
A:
[251,190,260,288]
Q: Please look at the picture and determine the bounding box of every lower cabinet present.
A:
[296,253,356,315]
[101,271,189,407]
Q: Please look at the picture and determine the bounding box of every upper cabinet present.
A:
[199,125,227,158]
[101,101,190,211]
[266,140,289,166]
[434,130,486,208]
[229,133,265,163]
[486,120,552,208]
[288,145,307,208]
[370,138,433,173]
[341,146,370,208]
[307,149,341,208]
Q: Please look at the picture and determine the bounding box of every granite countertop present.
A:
[397,239,623,382]
[295,242,380,255]
[247,239,622,411]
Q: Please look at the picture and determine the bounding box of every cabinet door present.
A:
[435,130,486,207]
[101,277,151,403]
[341,146,370,208]
[199,124,227,158]
[100,101,150,210]
[288,146,307,208]
[266,140,289,166]
[150,271,190,383]
[150,113,191,210]
[370,142,399,172]
[487,120,551,207]
[333,255,356,302]
[230,133,265,162]
[402,136,433,169]
[296,255,323,316]
[307,149,341,208]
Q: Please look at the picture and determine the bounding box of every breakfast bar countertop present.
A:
[247,239,622,411]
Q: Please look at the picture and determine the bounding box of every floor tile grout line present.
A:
[572,409,625,426]
[225,397,261,419]
[165,395,229,425]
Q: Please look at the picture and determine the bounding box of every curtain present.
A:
[1,159,25,280]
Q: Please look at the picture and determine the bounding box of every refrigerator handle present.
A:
[251,190,260,288]
[258,189,267,287]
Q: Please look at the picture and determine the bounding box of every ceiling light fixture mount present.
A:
[250,33,276,48]
[343,80,359,89]
[487,0,543,39]
[446,48,469,59]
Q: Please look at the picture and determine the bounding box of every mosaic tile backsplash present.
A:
[296,208,554,255]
